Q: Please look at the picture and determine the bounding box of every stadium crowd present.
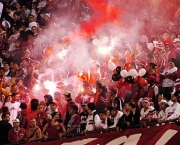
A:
[0,0,180,145]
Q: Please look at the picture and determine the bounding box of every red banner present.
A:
[25,124,180,145]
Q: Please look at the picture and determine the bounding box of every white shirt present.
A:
[109,110,123,128]
[0,2,3,19]
[5,101,21,125]
[161,67,177,87]
[140,106,157,120]
[98,118,108,129]
[165,102,180,120]
[157,110,166,121]
[86,110,100,131]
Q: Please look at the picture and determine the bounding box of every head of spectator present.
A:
[86,102,96,114]
[148,62,157,73]
[108,106,118,117]
[14,40,21,49]
[1,106,9,114]
[24,50,31,59]
[173,38,180,48]
[31,26,38,36]
[29,118,37,128]
[162,31,170,41]
[26,30,34,41]
[44,13,51,22]
[1,112,10,122]
[37,104,44,114]
[128,101,137,112]
[5,6,12,14]
[69,104,78,115]
[50,102,57,113]
[63,92,72,102]
[11,93,19,103]
[136,42,143,52]
[19,86,26,96]
[171,91,180,103]
[164,44,171,53]
[168,58,176,68]
[27,64,33,75]
[96,81,103,92]
[105,108,111,118]
[99,110,107,121]
[13,12,20,21]
[109,87,117,99]
[30,99,39,111]
[158,100,168,111]
[157,94,164,103]
[21,58,29,67]
[44,94,53,106]
[4,95,11,103]
[3,62,10,72]
[81,101,87,112]
[12,118,20,129]
[15,78,23,87]
[171,32,177,41]
[54,91,61,102]
[141,97,150,109]
[10,84,18,93]
[20,102,27,110]
[28,14,35,23]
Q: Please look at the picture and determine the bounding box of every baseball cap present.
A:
[173,38,180,43]
[142,97,150,105]
[158,100,168,105]
[12,119,20,123]
[81,101,87,106]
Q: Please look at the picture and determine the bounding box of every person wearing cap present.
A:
[140,97,157,128]
[59,104,80,138]
[156,100,169,123]
[163,91,180,122]
[160,58,177,95]
[0,112,12,145]
[79,102,88,132]
[8,118,28,143]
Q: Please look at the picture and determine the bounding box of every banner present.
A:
[25,124,180,145]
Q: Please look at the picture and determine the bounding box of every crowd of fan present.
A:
[0,0,180,145]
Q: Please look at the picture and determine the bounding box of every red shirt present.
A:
[46,123,63,138]
[67,114,81,131]
[36,112,48,130]
[22,110,38,130]
[8,128,28,143]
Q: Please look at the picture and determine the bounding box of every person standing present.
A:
[5,92,21,125]
[0,112,12,145]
